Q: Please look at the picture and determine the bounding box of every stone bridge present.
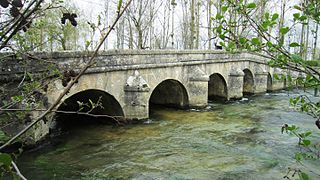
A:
[0,50,286,142]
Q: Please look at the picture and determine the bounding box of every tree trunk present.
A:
[300,0,306,58]
[300,22,306,58]
[190,0,195,49]
[128,18,133,49]
[313,23,319,60]
[195,0,200,49]
[278,0,286,46]
[259,0,267,42]
[207,0,212,49]
[305,18,310,60]
[137,25,143,49]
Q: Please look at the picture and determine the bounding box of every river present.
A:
[18,90,320,179]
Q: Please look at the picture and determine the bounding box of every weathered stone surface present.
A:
[228,68,244,99]
[0,50,286,143]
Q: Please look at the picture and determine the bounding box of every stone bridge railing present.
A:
[0,50,268,80]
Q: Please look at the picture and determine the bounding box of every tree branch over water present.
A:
[0,0,134,150]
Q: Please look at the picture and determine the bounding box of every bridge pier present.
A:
[228,69,244,100]
[188,79,209,107]
[188,67,209,107]
[254,71,269,94]
[270,70,286,91]
[123,71,150,119]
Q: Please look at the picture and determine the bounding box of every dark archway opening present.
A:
[243,69,254,96]
[208,73,228,102]
[149,79,189,110]
[267,73,273,92]
[52,89,124,133]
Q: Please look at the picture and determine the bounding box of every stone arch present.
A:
[208,73,228,101]
[267,73,273,92]
[149,79,189,108]
[53,89,124,130]
[243,68,254,95]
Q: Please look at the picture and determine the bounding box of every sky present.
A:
[71,0,105,22]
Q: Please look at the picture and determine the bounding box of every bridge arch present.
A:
[149,79,189,108]
[52,89,124,130]
[267,73,273,92]
[208,73,228,101]
[243,68,254,95]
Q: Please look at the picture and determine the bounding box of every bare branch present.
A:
[11,161,27,180]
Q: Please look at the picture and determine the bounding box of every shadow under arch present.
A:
[52,89,124,132]
[208,73,228,101]
[243,68,254,95]
[267,73,273,92]
[149,79,189,109]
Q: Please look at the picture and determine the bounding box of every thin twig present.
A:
[1,108,123,118]
[17,70,27,88]
[11,161,27,180]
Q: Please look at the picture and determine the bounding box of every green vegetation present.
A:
[213,0,320,178]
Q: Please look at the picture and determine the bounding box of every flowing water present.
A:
[18,91,320,179]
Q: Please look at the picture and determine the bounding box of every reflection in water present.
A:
[18,91,320,179]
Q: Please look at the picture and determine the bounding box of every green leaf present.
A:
[302,139,311,146]
[219,41,226,47]
[261,22,269,31]
[0,153,12,167]
[305,131,312,137]
[266,41,273,48]
[293,13,300,20]
[228,42,236,50]
[117,0,123,13]
[264,12,270,19]
[287,125,297,131]
[239,37,246,44]
[299,172,310,180]
[295,152,302,161]
[216,14,224,20]
[280,27,289,34]
[273,74,280,80]
[247,2,256,9]
[251,37,260,45]
[268,60,276,67]
[11,96,23,103]
[293,5,302,11]
[291,54,303,63]
[300,15,307,21]
[27,72,33,81]
[216,25,223,34]
[221,6,228,13]
[0,130,9,144]
[271,13,279,21]
[289,42,300,47]
[13,174,20,180]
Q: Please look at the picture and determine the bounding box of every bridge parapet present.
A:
[0,50,267,78]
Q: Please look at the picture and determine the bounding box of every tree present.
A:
[126,0,158,49]
[207,0,213,49]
